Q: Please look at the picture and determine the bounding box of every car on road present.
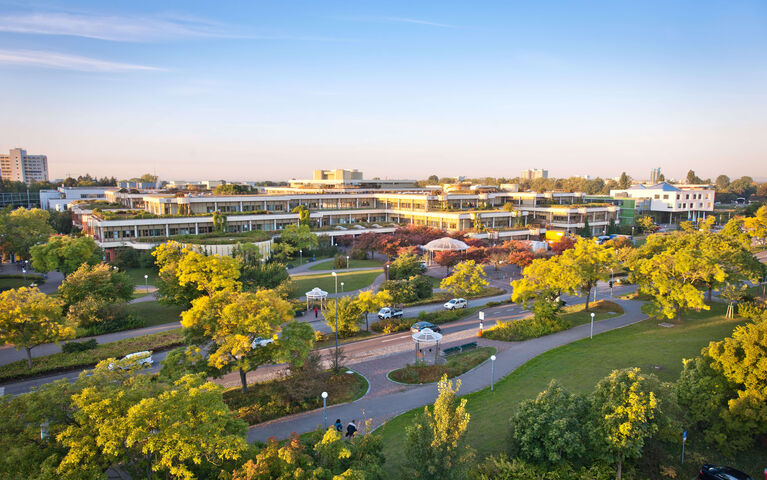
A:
[443,298,467,310]
[410,321,441,334]
[698,464,752,480]
[378,307,404,319]
[251,337,274,348]
[108,351,153,370]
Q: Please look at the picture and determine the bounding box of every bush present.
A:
[483,313,571,342]
[349,248,368,260]
[71,301,146,336]
[370,306,474,333]
[333,255,347,269]
[381,274,433,303]
[61,339,98,353]
[737,301,766,321]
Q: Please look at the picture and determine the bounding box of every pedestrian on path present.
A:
[314,306,319,319]
[334,419,343,432]
[345,420,357,438]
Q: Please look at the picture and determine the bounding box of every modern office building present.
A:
[520,169,549,180]
[286,169,417,190]
[650,167,662,184]
[0,148,49,184]
[610,182,714,223]
[40,186,117,211]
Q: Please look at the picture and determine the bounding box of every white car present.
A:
[108,351,153,370]
[443,298,467,310]
[252,337,275,348]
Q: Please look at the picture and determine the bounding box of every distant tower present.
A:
[650,167,661,184]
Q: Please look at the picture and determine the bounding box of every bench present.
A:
[441,342,479,357]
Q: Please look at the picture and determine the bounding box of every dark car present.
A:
[698,464,752,480]
[410,321,441,334]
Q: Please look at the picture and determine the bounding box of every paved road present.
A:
[246,294,645,442]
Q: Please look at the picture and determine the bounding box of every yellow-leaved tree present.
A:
[440,260,488,305]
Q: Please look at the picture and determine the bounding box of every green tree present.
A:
[30,235,102,276]
[440,260,488,303]
[578,217,592,238]
[592,368,661,480]
[324,296,364,337]
[617,172,632,189]
[292,205,311,226]
[729,175,756,197]
[402,376,473,480]
[686,169,703,184]
[280,224,318,251]
[0,207,54,261]
[356,290,393,331]
[742,205,767,246]
[388,252,423,280]
[152,241,206,305]
[0,287,73,367]
[635,215,659,233]
[182,290,296,393]
[675,356,733,449]
[212,210,227,233]
[58,262,133,307]
[509,380,590,466]
[715,174,731,191]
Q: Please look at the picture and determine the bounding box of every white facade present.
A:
[0,148,49,184]
[610,182,714,222]
[39,186,117,210]
[520,169,548,180]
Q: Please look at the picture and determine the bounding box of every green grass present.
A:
[0,277,32,291]
[559,300,624,326]
[389,347,496,384]
[402,287,507,307]
[308,258,384,271]
[376,302,747,476]
[121,267,159,287]
[0,329,184,382]
[125,301,184,327]
[290,270,382,298]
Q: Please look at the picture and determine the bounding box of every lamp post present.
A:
[331,272,339,370]
[610,268,614,297]
[321,391,328,429]
[144,274,148,293]
[299,249,303,265]
[631,226,635,237]
[22,268,26,283]
[385,264,389,281]
[490,355,496,391]
[346,255,350,269]
[341,281,344,294]
[590,312,595,339]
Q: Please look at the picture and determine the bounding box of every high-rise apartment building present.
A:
[0,148,49,184]
[312,169,363,181]
[520,169,548,180]
[650,167,661,184]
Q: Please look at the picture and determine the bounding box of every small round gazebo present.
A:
[412,328,443,364]
[305,287,328,310]
[422,237,469,265]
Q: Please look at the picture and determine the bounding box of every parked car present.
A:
[378,307,404,319]
[698,464,753,480]
[251,337,274,348]
[108,351,153,370]
[443,298,467,310]
[411,321,441,334]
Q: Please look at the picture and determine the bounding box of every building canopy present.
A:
[422,237,469,252]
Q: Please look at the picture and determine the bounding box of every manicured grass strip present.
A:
[223,369,368,425]
[125,301,184,327]
[0,277,33,290]
[0,329,184,383]
[401,287,507,307]
[121,267,159,287]
[377,302,744,477]
[389,347,496,384]
[559,300,624,326]
[308,259,384,271]
[290,270,382,298]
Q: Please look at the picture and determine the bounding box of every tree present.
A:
[0,207,54,261]
[635,215,659,234]
[152,242,204,306]
[58,262,133,307]
[686,169,703,184]
[549,236,575,255]
[729,176,756,197]
[592,368,661,480]
[30,235,101,276]
[558,239,617,311]
[402,376,473,480]
[742,205,767,246]
[0,287,73,367]
[433,250,462,276]
[388,252,423,280]
[356,290,393,331]
[212,210,228,233]
[291,205,311,226]
[280,224,318,251]
[509,380,590,466]
[48,210,74,234]
[715,174,731,191]
[427,175,439,184]
[181,290,296,393]
[324,296,364,337]
[578,218,592,238]
[618,172,632,189]
[440,260,488,302]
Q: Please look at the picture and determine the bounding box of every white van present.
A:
[108,351,153,370]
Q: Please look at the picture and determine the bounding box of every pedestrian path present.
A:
[246,298,648,442]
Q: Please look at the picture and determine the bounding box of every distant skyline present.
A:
[1,1,766,181]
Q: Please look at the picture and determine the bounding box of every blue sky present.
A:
[1,0,766,181]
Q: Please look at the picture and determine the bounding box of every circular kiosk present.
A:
[411,328,443,364]
[305,287,328,311]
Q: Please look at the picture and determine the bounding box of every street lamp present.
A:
[631,226,635,237]
[346,255,350,269]
[22,268,26,283]
[321,391,328,429]
[299,249,303,265]
[385,264,389,281]
[490,355,496,391]
[590,312,595,339]
[341,281,344,294]
[144,274,148,293]
[331,272,339,370]
[610,268,614,297]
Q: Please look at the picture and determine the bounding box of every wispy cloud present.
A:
[336,15,458,28]
[0,49,163,72]
[0,11,351,42]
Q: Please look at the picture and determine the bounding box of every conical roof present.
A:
[423,237,469,251]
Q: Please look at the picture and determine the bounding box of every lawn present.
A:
[125,301,184,327]
[308,258,384,271]
[376,302,751,477]
[0,277,32,291]
[121,267,159,287]
[290,270,382,297]
[558,299,624,326]
[223,369,369,425]
[389,347,496,384]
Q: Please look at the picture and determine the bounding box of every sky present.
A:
[1,0,766,182]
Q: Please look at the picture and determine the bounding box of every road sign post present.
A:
[681,430,687,464]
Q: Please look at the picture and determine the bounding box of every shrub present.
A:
[737,301,766,321]
[483,313,571,342]
[333,255,347,269]
[349,248,368,260]
[61,339,98,353]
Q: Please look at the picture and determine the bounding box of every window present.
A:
[683,203,687,208]
[685,194,689,199]
[663,194,668,200]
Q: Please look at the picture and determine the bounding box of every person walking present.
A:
[345,420,357,438]
[314,306,319,319]
[334,419,343,432]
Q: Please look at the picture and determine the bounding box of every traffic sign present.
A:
[479,311,485,320]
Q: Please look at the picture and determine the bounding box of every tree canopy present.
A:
[0,207,54,260]
[30,235,102,276]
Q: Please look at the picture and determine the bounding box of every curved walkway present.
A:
[247,297,647,442]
